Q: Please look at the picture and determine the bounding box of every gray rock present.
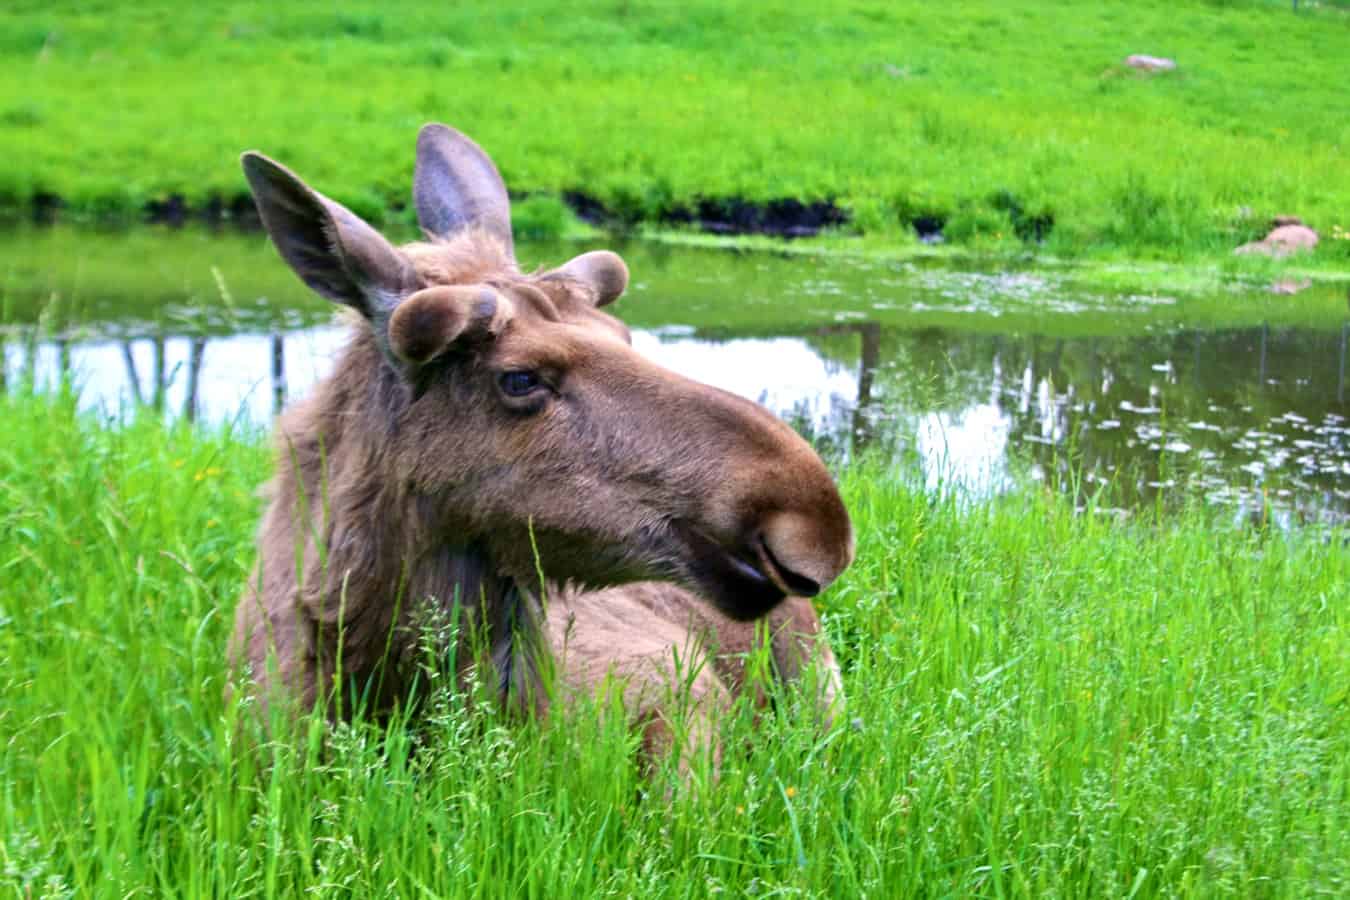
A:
[1269,278,1312,295]
[1125,55,1177,72]
[1234,223,1319,258]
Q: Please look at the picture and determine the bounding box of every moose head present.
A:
[232,124,853,714]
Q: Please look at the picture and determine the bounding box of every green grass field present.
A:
[3,389,1346,896]
[5,0,1350,264]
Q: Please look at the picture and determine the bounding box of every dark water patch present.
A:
[560,190,611,227]
[143,192,264,229]
[662,197,849,238]
[144,193,263,230]
[911,214,945,243]
[32,191,62,226]
[25,190,265,229]
[144,194,190,228]
[30,185,848,238]
[990,189,1054,242]
[559,189,849,238]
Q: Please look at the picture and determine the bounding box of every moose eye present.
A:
[498,370,543,397]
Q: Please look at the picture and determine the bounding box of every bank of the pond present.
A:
[5,1,1350,267]
[2,391,1346,896]
[5,225,1349,338]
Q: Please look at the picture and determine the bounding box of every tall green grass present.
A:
[4,1,1350,263]
[2,389,1347,896]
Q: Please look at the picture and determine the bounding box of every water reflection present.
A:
[7,326,349,426]
[4,228,1347,521]
[1340,321,1348,405]
[5,315,1347,522]
[855,323,1350,524]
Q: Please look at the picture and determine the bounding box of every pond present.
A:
[3,226,1348,525]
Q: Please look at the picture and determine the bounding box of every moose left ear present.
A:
[552,250,629,307]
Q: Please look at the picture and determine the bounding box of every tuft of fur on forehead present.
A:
[402,229,518,287]
[402,230,594,317]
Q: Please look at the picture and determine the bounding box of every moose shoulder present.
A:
[228,124,854,756]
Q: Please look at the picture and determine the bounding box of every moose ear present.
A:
[387,285,514,366]
[414,123,515,258]
[241,152,416,318]
[553,250,629,307]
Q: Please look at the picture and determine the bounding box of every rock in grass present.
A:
[1234,222,1320,258]
[1269,278,1311,295]
[1125,54,1177,72]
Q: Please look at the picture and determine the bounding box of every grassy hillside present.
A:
[2,390,1346,896]
[3,1,1350,262]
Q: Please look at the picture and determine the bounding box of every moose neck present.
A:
[271,328,543,712]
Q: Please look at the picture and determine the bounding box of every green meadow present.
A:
[4,1,1349,895]
[4,0,1350,265]
[2,389,1346,896]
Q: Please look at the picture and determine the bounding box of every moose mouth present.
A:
[675,523,811,621]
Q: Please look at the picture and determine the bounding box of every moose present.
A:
[228,124,854,764]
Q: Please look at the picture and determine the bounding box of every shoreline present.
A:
[8,1,1348,277]
[5,199,1347,299]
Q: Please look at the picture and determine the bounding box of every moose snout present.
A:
[679,463,854,623]
[756,507,854,599]
[604,355,855,618]
[683,383,856,610]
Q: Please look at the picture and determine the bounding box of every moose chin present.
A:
[227,123,854,765]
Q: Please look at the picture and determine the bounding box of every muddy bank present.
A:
[26,191,264,230]
[17,188,860,240]
[565,190,852,238]
[12,186,1082,246]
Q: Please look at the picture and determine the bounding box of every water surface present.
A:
[3,227,1347,524]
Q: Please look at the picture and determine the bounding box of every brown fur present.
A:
[547,589,843,767]
[227,125,852,759]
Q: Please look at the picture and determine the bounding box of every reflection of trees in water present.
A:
[1340,322,1348,405]
[11,327,292,421]
[272,333,286,413]
[804,320,1350,520]
[7,317,1348,520]
[119,336,169,411]
[120,341,142,401]
[152,336,166,411]
[1019,326,1343,513]
[184,337,206,422]
[56,338,71,380]
[853,322,879,449]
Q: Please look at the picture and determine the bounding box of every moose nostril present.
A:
[758,537,822,597]
[757,507,850,597]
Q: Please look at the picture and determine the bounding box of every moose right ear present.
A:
[414,123,515,258]
[241,152,416,318]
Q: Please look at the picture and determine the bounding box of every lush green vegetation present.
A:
[4,3,1348,893]
[3,389,1346,896]
[4,1,1350,264]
